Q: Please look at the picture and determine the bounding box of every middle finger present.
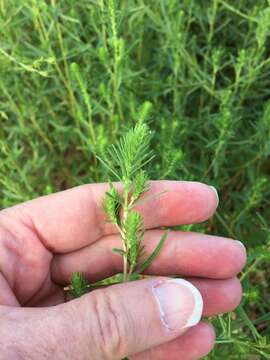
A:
[51,230,246,284]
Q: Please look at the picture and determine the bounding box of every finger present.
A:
[51,231,246,283]
[188,277,242,315]
[130,322,215,360]
[55,274,241,317]
[41,277,241,318]
[1,181,218,253]
[0,273,20,306]
[1,278,204,359]
[25,282,65,307]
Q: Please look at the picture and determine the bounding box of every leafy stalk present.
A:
[101,122,168,281]
[69,122,168,293]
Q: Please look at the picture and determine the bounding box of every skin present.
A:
[0,181,246,359]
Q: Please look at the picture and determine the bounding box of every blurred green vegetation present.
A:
[0,0,270,358]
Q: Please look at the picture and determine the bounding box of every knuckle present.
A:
[90,290,126,359]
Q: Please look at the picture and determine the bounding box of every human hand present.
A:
[0,181,246,360]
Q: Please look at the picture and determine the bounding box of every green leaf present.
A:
[96,155,121,181]
[70,272,90,298]
[124,211,144,265]
[131,170,150,202]
[101,122,154,181]
[112,248,126,256]
[134,230,169,274]
[102,184,122,224]
[237,305,261,341]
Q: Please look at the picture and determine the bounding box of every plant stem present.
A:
[122,181,130,281]
[123,253,128,282]
[116,222,128,281]
[127,264,134,280]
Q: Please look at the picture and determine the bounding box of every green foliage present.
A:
[99,121,154,183]
[131,170,149,202]
[1,0,270,357]
[103,184,122,225]
[70,272,89,298]
[134,230,169,275]
[101,122,168,281]
[124,211,144,266]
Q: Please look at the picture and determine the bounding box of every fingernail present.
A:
[236,240,246,251]
[210,186,219,207]
[152,279,203,332]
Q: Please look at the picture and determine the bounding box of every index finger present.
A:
[1,181,218,253]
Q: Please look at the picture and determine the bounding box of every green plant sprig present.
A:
[70,122,168,296]
[100,121,168,282]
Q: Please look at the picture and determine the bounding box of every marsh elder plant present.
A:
[1,0,270,358]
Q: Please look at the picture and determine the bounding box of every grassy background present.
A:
[1,0,270,358]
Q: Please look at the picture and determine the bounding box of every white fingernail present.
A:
[236,240,246,251]
[210,186,219,207]
[152,278,203,331]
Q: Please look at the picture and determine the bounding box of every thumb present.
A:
[2,278,203,360]
[61,277,203,359]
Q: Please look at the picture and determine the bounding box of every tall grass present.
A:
[1,0,270,358]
